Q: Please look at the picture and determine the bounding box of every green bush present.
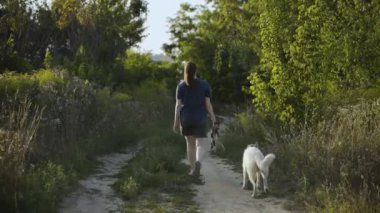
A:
[33,69,63,86]
[0,69,66,98]
[120,177,140,199]
[112,91,130,102]
[21,162,75,213]
[0,72,38,97]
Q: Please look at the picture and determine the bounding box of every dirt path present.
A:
[58,117,291,213]
[193,117,291,213]
[59,145,140,213]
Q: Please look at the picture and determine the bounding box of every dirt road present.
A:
[193,118,291,213]
[58,118,291,213]
[59,145,140,213]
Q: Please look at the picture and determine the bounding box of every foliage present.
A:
[280,100,380,210]
[0,72,38,97]
[245,0,380,123]
[164,2,258,102]
[123,50,158,86]
[21,162,75,213]
[165,0,380,122]
[0,95,44,212]
[219,99,380,210]
[34,69,63,86]
[0,68,176,211]
[0,0,38,72]
[0,0,148,84]
[120,176,140,199]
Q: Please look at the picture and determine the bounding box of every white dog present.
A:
[241,144,276,197]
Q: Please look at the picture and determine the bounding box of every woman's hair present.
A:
[184,62,197,86]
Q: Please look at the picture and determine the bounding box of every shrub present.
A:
[120,177,140,199]
[21,162,75,212]
[0,72,38,98]
[33,69,63,86]
[112,91,130,102]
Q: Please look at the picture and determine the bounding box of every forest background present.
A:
[0,0,379,212]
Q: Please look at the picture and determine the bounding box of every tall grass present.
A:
[281,100,380,211]
[0,95,43,212]
[218,99,380,211]
[0,69,176,212]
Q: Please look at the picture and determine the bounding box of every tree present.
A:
[0,0,148,85]
[247,0,380,123]
[0,0,42,72]
[164,2,258,102]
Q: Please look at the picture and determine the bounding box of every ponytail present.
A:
[184,62,197,86]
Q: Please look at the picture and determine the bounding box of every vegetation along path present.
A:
[59,145,141,213]
[193,116,290,213]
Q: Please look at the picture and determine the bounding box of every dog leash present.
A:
[210,121,220,150]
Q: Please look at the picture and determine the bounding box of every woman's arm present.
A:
[173,99,182,133]
[206,97,216,124]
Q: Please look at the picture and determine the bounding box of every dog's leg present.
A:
[246,167,257,197]
[256,171,261,193]
[261,172,268,193]
[251,175,256,198]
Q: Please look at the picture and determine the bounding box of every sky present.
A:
[42,0,206,54]
[139,0,206,54]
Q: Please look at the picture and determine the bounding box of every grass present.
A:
[216,99,380,212]
[0,69,177,212]
[114,130,199,212]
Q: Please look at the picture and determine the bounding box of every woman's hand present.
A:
[173,99,182,134]
[213,120,219,127]
[173,121,180,134]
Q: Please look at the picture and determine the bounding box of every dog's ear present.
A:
[247,143,259,148]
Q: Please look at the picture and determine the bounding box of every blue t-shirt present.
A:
[176,79,211,123]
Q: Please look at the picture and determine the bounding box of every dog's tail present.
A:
[259,153,276,170]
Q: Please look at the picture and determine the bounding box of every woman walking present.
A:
[173,62,216,177]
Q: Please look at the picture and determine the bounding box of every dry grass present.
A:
[282,99,380,211]
[0,95,44,211]
[218,99,380,211]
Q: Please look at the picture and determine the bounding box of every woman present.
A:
[173,62,216,177]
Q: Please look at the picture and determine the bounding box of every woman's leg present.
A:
[185,136,196,171]
[196,138,205,162]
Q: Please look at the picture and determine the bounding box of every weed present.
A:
[115,130,197,212]
[120,177,140,199]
